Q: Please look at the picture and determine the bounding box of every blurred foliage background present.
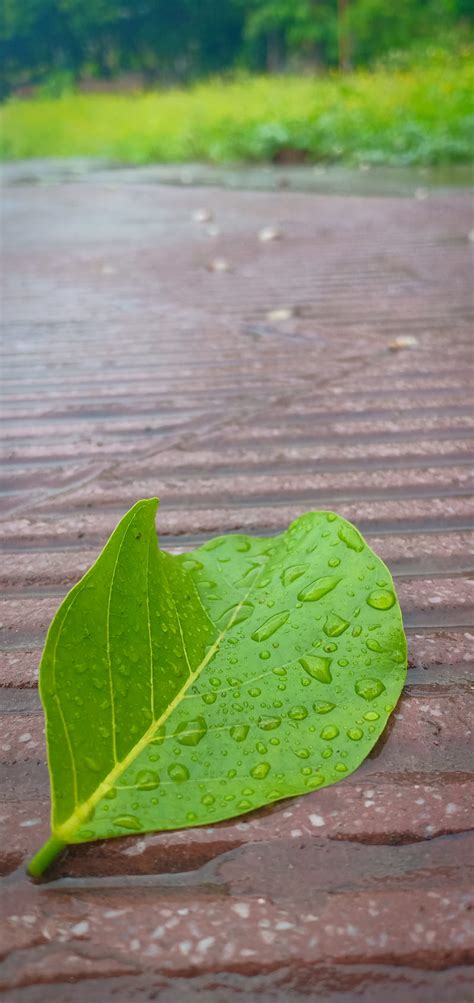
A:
[0,0,472,164]
[1,0,472,93]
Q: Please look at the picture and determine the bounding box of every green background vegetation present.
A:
[0,0,472,165]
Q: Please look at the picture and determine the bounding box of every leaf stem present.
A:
[27,837,67,878]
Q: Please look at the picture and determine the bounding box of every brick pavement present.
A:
[1,177,473,1001]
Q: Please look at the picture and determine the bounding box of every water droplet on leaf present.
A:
[367,589,396,610]
[202,692,217,705]
[230,725,249,742]
[366,638,383,653]
[289,705,308,720]
[300,655,332,684]
[175,717,208,746]
[338,525,364,552]
[355,678,386,701]
[297,576,340,603]
[313,701,336,714]
[113,815,141,830]
[347,727,364,741]
[168,763,190,783]
[364,710,380,721]
[320,725,339,740]
[281,565,308,586]
[136,769,160,790]
[251,610,290,642]
[250,762,270,779]
[258,715,281,731]
[202,793,215,806]
[323,613,350,637]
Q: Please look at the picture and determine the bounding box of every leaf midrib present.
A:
[54,546,270,843]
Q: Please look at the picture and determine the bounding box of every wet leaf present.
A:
[29,500,407,875]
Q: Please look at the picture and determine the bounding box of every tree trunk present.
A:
[338,0,351,70]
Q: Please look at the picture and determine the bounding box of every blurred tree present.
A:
[241,0,338,70]
[0,0,471,95]
[344,0,471,64]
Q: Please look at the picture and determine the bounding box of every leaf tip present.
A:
[132,497,160,519]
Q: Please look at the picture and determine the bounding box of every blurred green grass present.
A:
[1,50,472,165]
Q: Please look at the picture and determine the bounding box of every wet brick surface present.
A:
[1,177,473,1001]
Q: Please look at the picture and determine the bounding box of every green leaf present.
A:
[28,499,407,876]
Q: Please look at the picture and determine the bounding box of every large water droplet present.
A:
[202,692,217,705]
[312,698,334,714]
[135,769,160,790]
[323,613,350,637]
[113,815,141,830]
[289,705,308,720]
[230,724,249,742]
[347,727,364,741]
[251,610,290,642]
[355,678,386,701]
[295,748,310,759]
[313,700,336,714]
[338,524,364,553]
[175,716,208,746]
[258,715,281,731]
[250,762,270,779]
[300,655,332,684]
[366,638,383,653]
[320,725,339,741]
[367,589,396,610]
[202,793,215,806]
[281,564,308,586]
[297,576,340,603]
[168,763,190,782]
